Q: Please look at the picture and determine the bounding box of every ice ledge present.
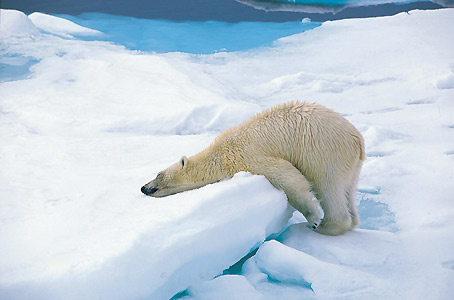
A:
[0,173,294,300]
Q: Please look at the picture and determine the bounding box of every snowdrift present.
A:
[0,9,40,37]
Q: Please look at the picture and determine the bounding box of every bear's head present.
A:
[141,156,206,197]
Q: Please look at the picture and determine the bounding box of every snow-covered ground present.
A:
[1,7,454,300]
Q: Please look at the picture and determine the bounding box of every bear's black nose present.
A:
[141,186,158,196]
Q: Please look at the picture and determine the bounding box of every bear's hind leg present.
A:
[251,157,321,230]
[346,183,360,229]
[316,185,352,236]
[346,163,362,229]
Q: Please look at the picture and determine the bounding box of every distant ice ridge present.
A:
[236,0,438,13]
[252,0,409,4]
[28,12,102,38]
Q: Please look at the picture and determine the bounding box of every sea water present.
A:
[54,13,321,54]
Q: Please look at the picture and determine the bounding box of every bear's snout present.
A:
[141,186,147,194]
[141,185,158,196]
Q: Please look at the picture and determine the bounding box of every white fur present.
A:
[142,101,365,235]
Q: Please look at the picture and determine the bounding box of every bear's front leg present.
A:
[250,157,321,230]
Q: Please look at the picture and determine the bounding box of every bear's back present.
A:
[237,101,364,181]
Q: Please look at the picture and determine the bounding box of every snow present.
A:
[252,239,391,298]
[187,275,263,300]
[0,171,292,300]
[1,7,454,300]
[0,9,40,37]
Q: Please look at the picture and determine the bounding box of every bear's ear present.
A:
[180,156,188,169]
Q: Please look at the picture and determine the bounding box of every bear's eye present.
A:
[156,173,163,180]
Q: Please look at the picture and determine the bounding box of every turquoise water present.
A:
[0,56,39,83]
[57,13,321,54]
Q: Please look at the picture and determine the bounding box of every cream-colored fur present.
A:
[142,101,365,235]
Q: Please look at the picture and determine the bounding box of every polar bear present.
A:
[141,101,365,235]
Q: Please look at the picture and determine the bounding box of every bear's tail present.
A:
[357,134,366,161]
[351,131,366,161]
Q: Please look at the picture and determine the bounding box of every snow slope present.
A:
[1,8,454,300]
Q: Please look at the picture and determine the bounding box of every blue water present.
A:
[57,13,321,54]
[357,188,398,232]
[0,56,39,83]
